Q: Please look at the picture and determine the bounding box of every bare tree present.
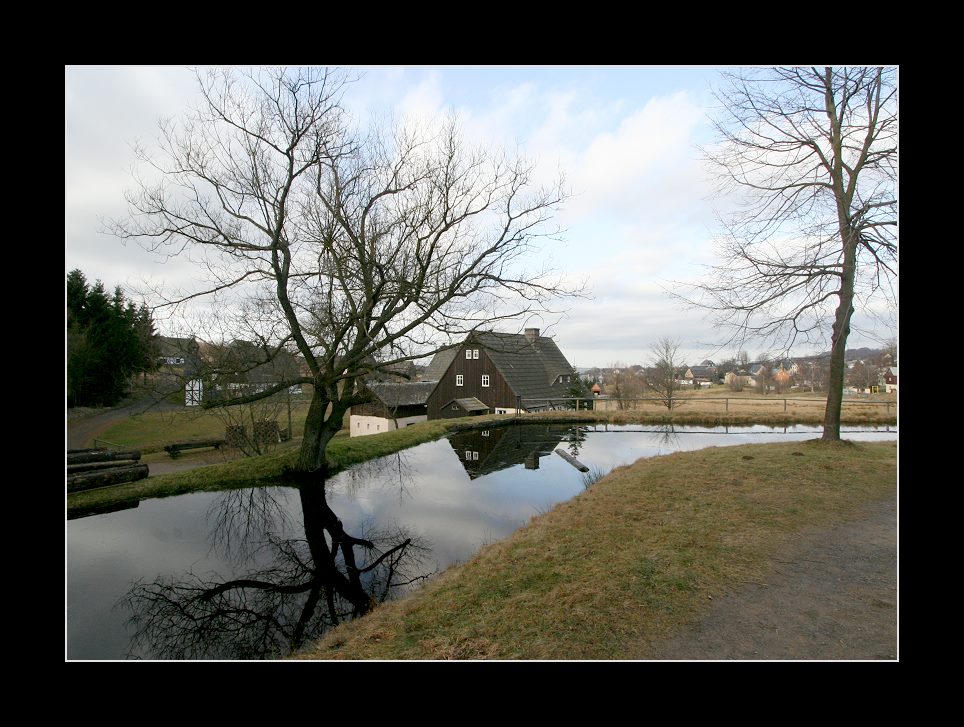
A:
[686,67,897,440]
[606,362,644,410]
[644,337,685,410]
[846,361,880,393]
[110,67,573,472]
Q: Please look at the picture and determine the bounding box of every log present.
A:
[67,449,141,465]
[67,464,150,493]
[67,459,140,474]
[554,448,590,472]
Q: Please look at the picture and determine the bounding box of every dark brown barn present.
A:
[426,328,576,419]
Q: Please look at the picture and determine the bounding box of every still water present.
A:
[66,423,896,660]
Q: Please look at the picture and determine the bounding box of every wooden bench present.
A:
[164,440,226,458]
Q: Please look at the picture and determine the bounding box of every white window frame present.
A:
[482,374,490,387]
[456,374,464,386]
[466,349,472,359]
[472,451,479,460]
[466,450,472,460]
[472,349,480,359]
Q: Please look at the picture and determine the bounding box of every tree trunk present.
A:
[823,230,858,441]
[297,388,332,472]
[296,388,350,473]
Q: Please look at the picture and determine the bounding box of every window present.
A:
[482,375,490,387]
[473,451,479,460]
[482,430,490,437]
[466,349,472,359]
[466,450,472,460]
[456,374,464,386]
[472,349,479,359]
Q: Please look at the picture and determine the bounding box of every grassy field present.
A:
[294,438,897,660]
[91,399,316,452]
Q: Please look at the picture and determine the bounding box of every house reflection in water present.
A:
[447,424,570,479]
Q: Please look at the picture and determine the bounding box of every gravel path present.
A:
[650,496,898,661]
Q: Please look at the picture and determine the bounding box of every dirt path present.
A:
[66,397,178,450]
[648,495,897,660]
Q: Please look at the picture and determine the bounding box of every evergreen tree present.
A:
[66,269,158,407]
[565,373,593,410]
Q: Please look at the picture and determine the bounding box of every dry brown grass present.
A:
[589,390,896,423]
[294,439,897,660]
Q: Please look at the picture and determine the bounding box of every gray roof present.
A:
[474,331,575,401]
[423,348,459,381]
[367,381,436,407]
[453,397,490,412]
[688,365,717,379]
[157,336,198,357]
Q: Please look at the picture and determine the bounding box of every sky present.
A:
[65,65,897,369]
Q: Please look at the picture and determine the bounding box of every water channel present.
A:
[66,423,896,660]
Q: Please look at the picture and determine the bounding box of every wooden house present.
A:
[426,328,577,419]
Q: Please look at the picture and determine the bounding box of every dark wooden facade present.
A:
[426,345,517,419]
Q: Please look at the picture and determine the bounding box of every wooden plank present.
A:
[554,448,589,472]
[164,440,225,458]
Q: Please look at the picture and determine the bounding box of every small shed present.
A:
[441,397,491,418]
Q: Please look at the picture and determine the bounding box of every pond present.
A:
[66,423,896,660]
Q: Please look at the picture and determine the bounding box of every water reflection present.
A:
[121,475,430,660]
[652,424,680,453]
[448,425,569,478]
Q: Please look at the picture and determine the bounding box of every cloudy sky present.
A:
[65,65,896,368]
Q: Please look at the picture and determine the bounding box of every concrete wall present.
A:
[349,414,427,437]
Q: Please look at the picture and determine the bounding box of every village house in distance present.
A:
[349,328,577,437]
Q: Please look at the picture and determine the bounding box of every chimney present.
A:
[524,327,539,344]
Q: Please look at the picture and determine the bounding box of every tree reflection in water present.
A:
[121,468,430,660]
[652,424,680,453]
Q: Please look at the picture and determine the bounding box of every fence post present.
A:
[784,399,787,412]
[725,398,729,412]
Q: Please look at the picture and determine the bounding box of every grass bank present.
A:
[294,438,897,660]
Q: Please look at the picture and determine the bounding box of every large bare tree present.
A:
[688,67,897,440]
[111,67,571,471]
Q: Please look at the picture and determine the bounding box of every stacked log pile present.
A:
[67,449,149,493]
